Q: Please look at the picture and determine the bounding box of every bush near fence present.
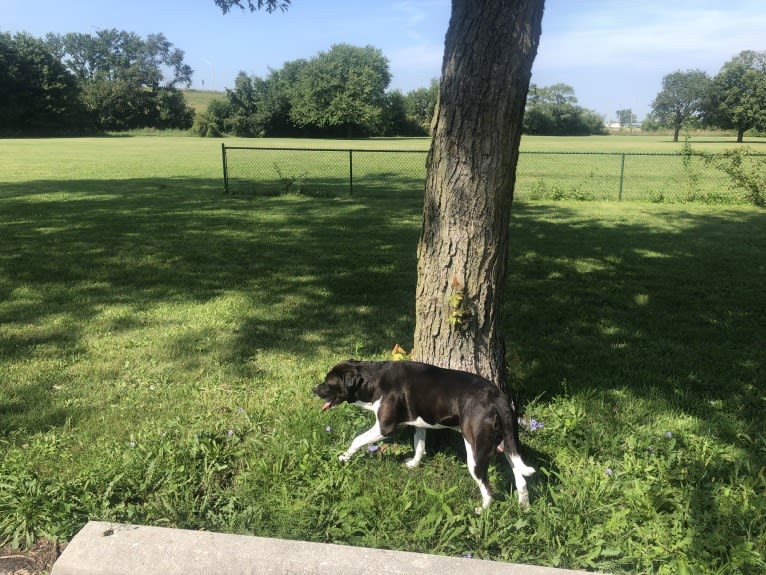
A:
[221,144,761,204]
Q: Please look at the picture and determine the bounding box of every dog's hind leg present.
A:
[339,421,385,463]
[406,427,426,468]
[464,439,494,512]
[504,452,535,507]
[497,400,535,507]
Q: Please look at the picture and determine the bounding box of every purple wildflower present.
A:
[606,467,613,477]
[529,418,543,432]
[367,444,379,453]
[664,431,673,439]
[325,425,332,433]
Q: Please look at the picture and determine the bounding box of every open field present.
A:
[521,134,766,152]
[3,133,764,184]
[1,136,765,574]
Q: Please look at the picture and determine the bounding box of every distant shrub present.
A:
[191,111,223,137]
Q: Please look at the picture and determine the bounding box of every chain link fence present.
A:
[222,146,427,197]
[222,144,758,204]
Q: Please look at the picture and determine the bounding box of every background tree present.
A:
[615,108,637,129]
[266,59,309,135]
[524,83,606,135]
[707,50,766,143]
[217,60,309,137]
[403,78,439,134]
[48,29,194,130]
[223,71,262,136]
[156,86,194,129]
[289,43,391,138]
[215,0,546,389]
[0,32,83,133]
[380,89,410,136]
[191,97,231,136]
[199,53,427,138]
[650,69,711,142]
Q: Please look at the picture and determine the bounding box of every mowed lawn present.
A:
[1,135,764,574]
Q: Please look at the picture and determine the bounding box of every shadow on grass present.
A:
[2,179,764,450]
[0,177,420,434]
[507,203,765,419]
[226,173,425,197]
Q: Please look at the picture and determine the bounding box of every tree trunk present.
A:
[413,0,544,389]
[737,125,745,143]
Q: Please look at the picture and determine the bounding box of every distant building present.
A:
[605,119,641,130]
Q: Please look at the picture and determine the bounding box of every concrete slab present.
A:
[52,521,596,575]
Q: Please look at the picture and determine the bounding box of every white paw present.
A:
[405,458,421,469]
[338,453,351,463]
[517,488,530,508]
[519,464,536,477]
[474,496,493,514]
[475,503,494,515]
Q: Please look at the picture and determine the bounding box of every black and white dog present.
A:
[313,360,535,510]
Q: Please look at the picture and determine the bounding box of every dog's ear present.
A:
[342,373,364,391]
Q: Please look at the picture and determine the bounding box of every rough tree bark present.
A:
[413,0,545,389]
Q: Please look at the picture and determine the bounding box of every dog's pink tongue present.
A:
[321,401,333,411]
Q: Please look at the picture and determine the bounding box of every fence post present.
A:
[222,143,229,194]
[618,153,625,201]
[348,149,353,196]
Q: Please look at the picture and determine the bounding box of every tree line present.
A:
[1,30,194,134]
[646,50,766,142]
[3,27,766,141]
[194,46,613,138]
[0,28,606,138]
[524,83,607,136]
[192,44,438,138]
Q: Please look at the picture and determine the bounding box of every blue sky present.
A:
[4,0,765,121]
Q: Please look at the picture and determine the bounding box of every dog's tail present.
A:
[497,397,535,477]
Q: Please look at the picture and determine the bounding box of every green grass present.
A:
[1,135,765,574]
[520,134,766,152]
[182,89,226,114]
[217,134,766,202]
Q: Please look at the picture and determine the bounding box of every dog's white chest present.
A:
[353,399,381,412]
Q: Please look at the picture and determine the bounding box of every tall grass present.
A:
[0,136,764,573]
[182,89,225,114]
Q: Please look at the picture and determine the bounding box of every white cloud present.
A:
[537,2,766,73]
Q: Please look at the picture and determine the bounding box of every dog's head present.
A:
[313,360,364,411]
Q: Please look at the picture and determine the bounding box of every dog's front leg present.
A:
[405,427,426,468]
[339,421,384,463]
